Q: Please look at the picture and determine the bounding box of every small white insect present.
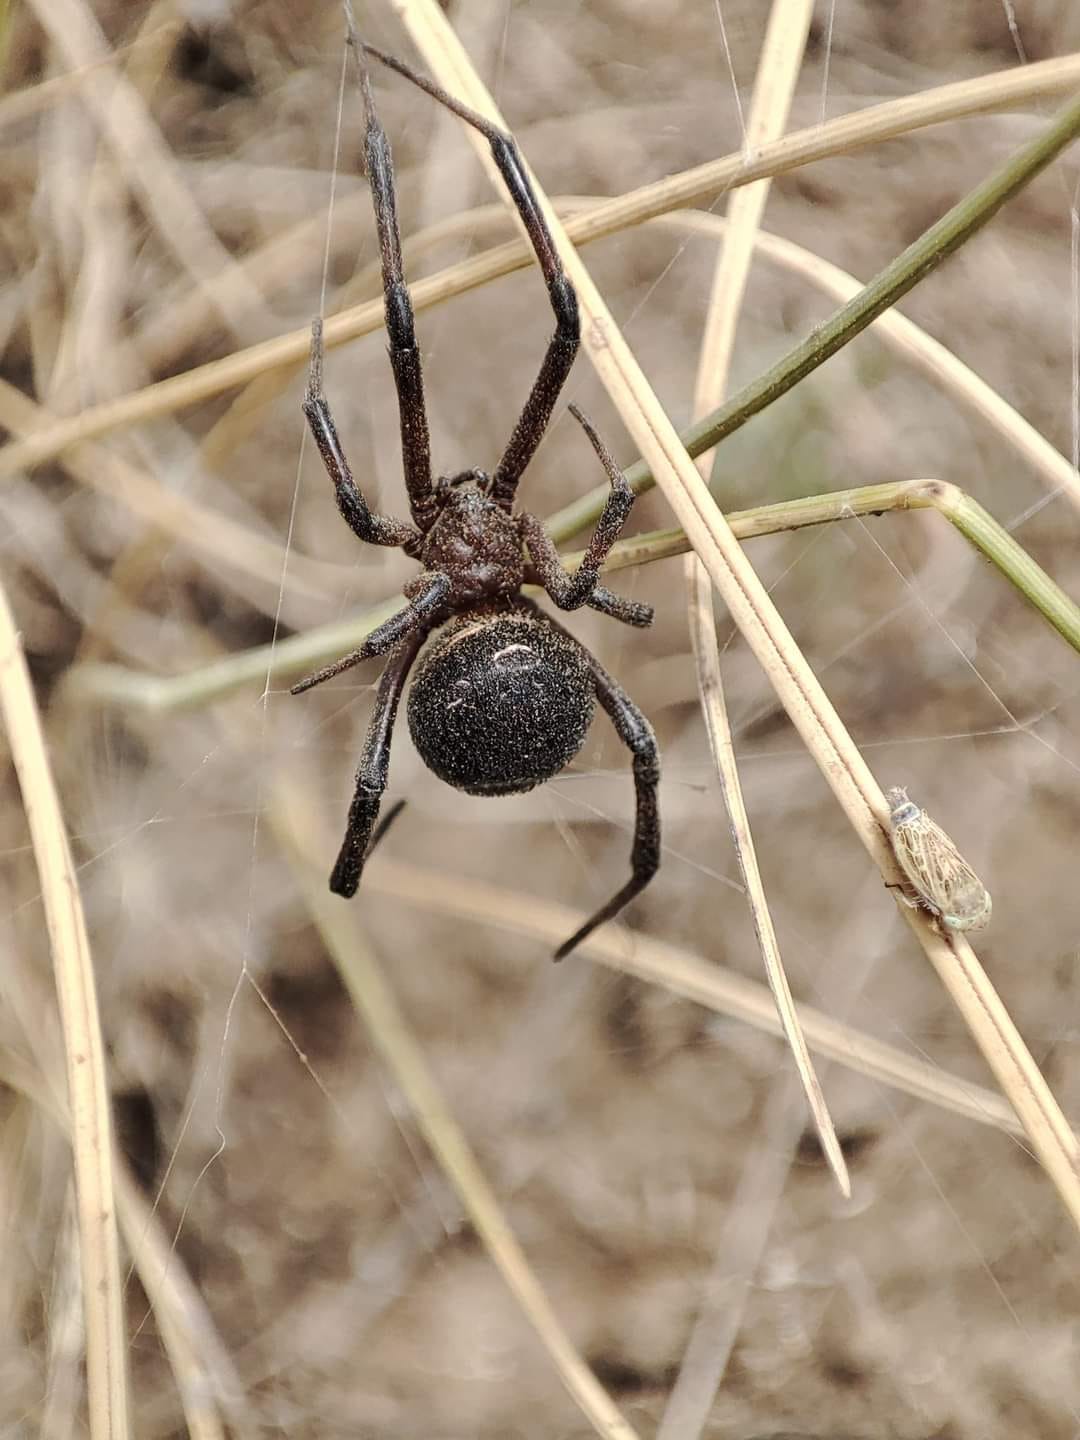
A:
[885,786,992,932]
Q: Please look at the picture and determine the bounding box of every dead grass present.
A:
[2,1,1080,1437]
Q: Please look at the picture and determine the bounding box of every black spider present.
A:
[292,30,660,960]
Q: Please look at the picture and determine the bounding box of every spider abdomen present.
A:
[407,612,594,796]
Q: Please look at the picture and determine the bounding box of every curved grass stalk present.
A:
[62,477,1080,713]
[362,856,1030,1140]
[125,52,1080,385]
[577,478,1080,657]
[4,54,1080,478]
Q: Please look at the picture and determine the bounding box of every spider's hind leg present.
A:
[547,634,661,961]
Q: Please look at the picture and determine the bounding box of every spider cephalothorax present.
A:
[292,31,660,959]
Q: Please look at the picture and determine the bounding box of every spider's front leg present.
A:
[357,39,580,511]
[520,405,654,629]
[329,629,427,898]
[348,36,439,531]
[302,319,420,549]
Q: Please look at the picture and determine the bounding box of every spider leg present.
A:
[290,572,448,695]
[517,601,659,960]
[520,405,654,626]
[586,586,654,628]
[358,40,579,510]
[554,653,660,960]
[367,797,407,854]
[303,319,421,548]
[346,33,437,531]
[329,630,426,899]
[305,319,423,544]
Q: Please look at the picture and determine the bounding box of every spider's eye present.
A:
[443,468,490,491]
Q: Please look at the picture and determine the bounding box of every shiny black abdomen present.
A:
[407,613,594,795]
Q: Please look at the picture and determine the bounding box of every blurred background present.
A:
[2,0,1080,1435]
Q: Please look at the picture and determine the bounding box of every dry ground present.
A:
[2,0,1080,1436]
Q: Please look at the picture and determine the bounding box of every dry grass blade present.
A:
[269,774,643,1440]
[128,47,1080,380]
[686,568,850,1191]
[0,582,128,1439]
[396,0,1080,1233]
[647,211,1080,511]
[362,857,1031,1142]
[114,1165,244,1440]
[681,0,846,1201]
[42,1189,85,1440]
[0,378,338,616]
[27,0,269,346]
[4,53,1080,479]
[120,48,1080,387]
[669,4,836,1433]
[0,1054,239,1440]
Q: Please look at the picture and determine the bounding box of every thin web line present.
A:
[818,0,837,125]
[713,0,747,151]
[999,0,1030,66]
[190,30,353,1207]
[852,517,1080,778]
[1071,178,1079,476]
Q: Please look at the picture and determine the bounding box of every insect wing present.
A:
[892,809,991,931]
